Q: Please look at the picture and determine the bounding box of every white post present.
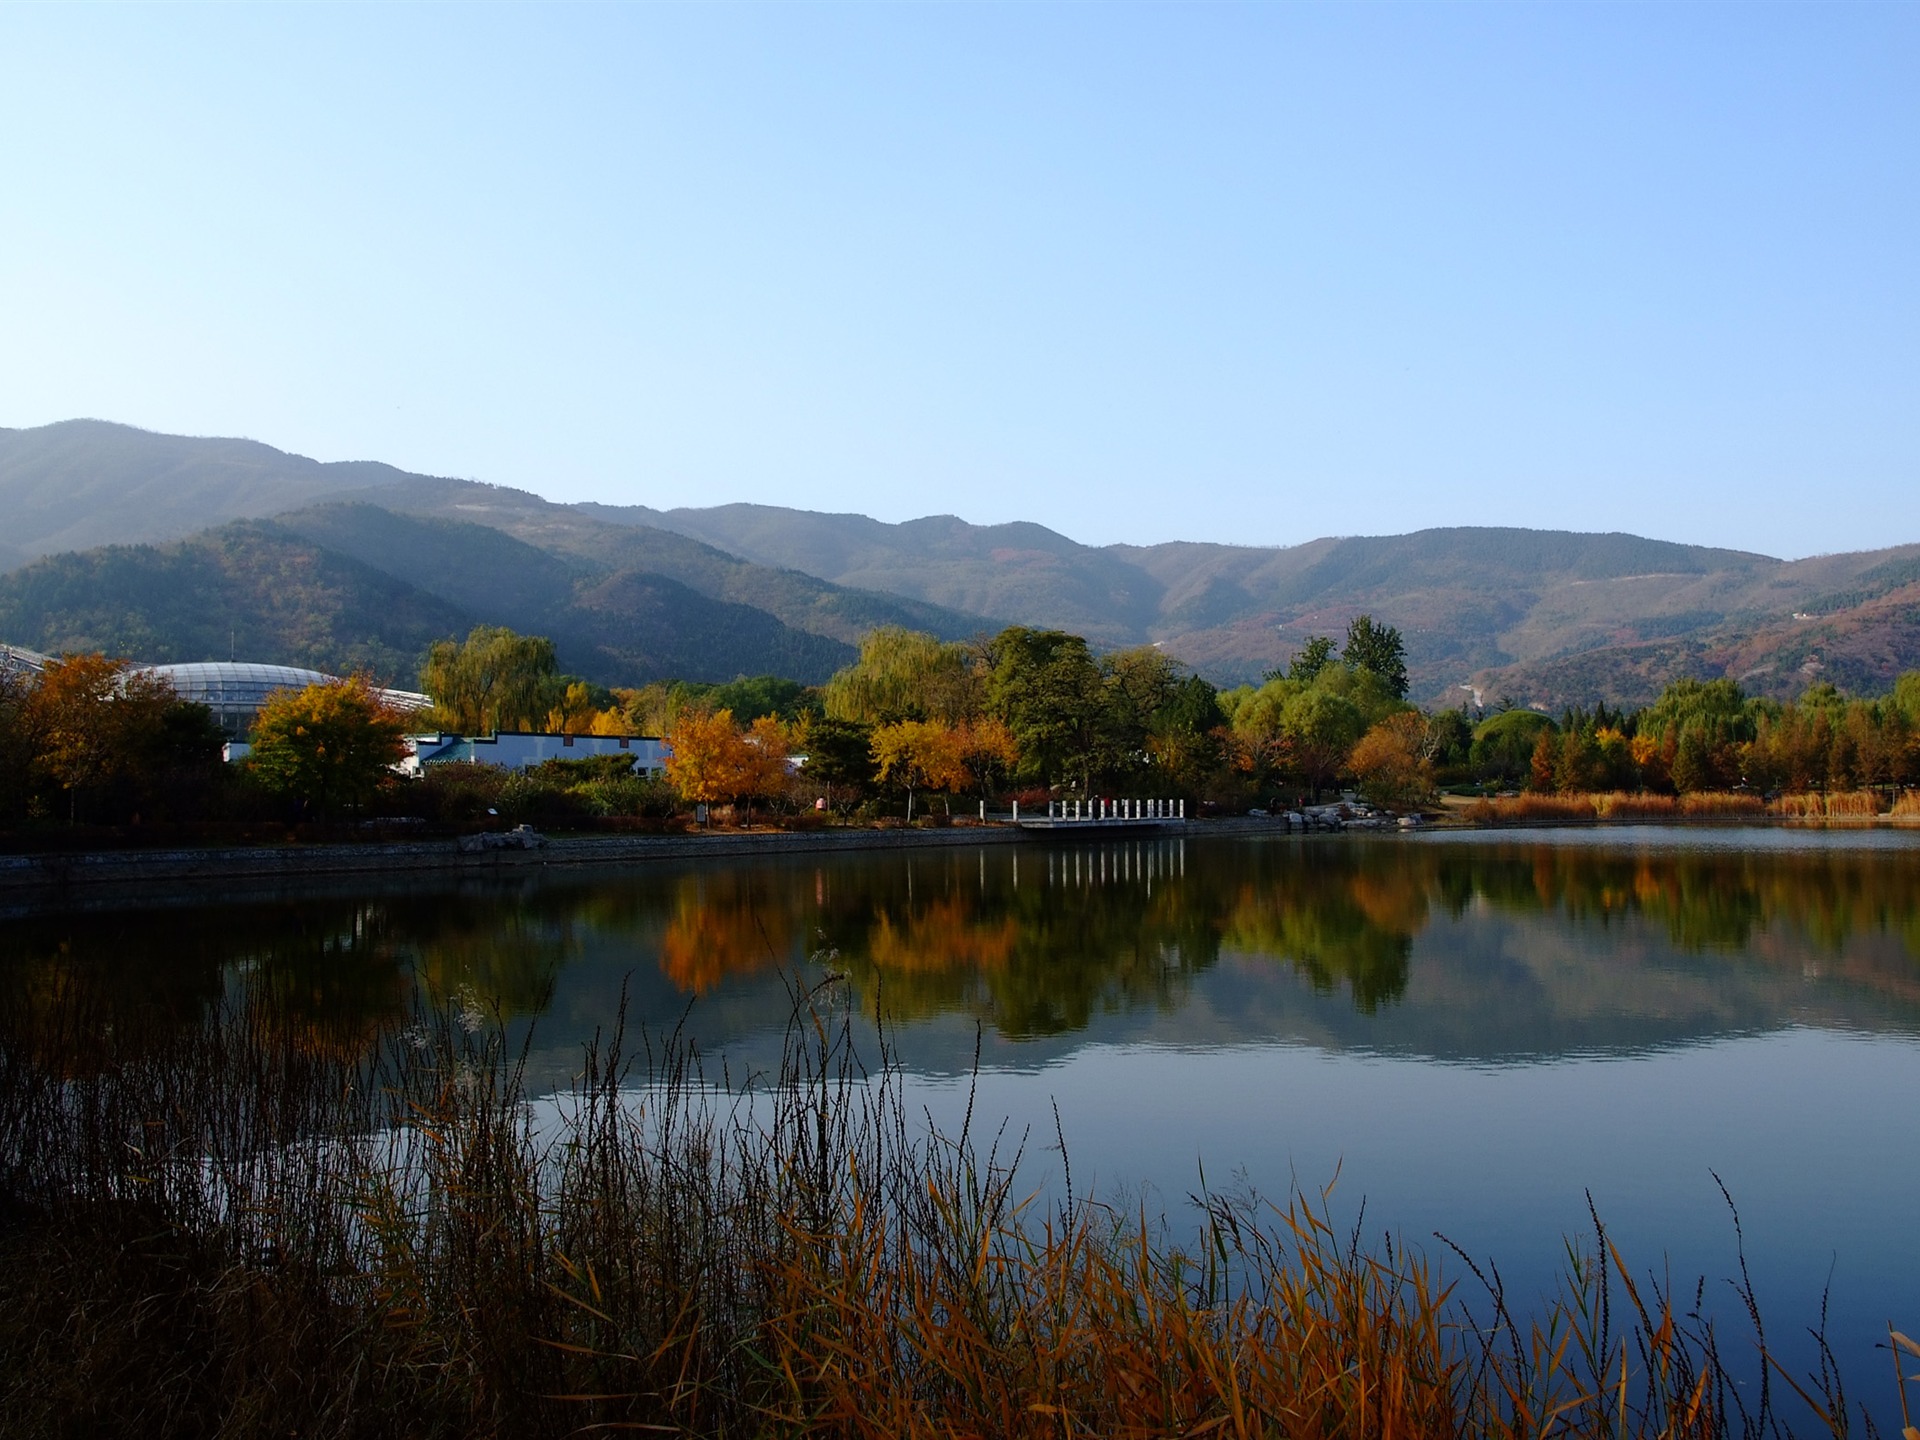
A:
[980,799,985,821]
[1180,798,1186,819]
[1013,800,1020,821]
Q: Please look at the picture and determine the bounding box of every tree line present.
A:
[6,616,1918,836]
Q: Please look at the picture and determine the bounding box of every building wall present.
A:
[405,732,667,775]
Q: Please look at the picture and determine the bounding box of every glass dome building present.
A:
[0,644,50,678]
[133,661,432,735]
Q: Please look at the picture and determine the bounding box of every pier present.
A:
[1004,797,1188,831]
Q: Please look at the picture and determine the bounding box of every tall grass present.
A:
[0,977,1883,1438]
[1462,792,1766,826]
[1769,791,1886,821]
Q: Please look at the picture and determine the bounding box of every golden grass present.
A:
[1770,790,1885,821]
[0,981,1884,1438]
[1461,791,1766,825]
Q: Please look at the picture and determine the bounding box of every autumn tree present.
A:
[739,714,795,821]
[954,717,1020,801]
[871,719,969,819]
[1348,712,1436,810]
[248,678,411,818]
[663,708,752,822]
[27,654,180,822]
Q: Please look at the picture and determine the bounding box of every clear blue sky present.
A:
[2,2,1914,557]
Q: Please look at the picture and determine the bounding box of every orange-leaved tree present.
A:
[1348,712,1436,811]
[27,653,179,822]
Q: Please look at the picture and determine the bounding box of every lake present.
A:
[6,825,1917,1419]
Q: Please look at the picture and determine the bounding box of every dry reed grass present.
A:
[1770,791,1886,821]
[0,977,1886,1439]
[1464,792,1778,826]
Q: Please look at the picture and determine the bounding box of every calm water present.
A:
[7,827,1918,1413]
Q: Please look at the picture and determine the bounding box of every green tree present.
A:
[1280,687,1367,801]
[1670,724,1717,794]
[422,626,561,733]
[248,678,410,818]
[986,628,1108,795]
[1343,615,1408,700]
[1270,635,1336,685]
[1471,710,1556,786]
[797,716,877,814]
[824,627,978,725]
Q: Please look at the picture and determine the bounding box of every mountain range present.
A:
[3,418,1917,705]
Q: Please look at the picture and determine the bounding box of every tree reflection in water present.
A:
[5,834,1919,1070]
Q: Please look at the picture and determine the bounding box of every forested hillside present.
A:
[612,501,1920,702]
[4,419,1920,706]
[0,522,464,682]
[0,517,857,687]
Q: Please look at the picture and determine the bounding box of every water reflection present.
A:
[6,832,1918,1072]
[9,830,1915,1418]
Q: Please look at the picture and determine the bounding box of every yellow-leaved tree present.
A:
[664,710,793,825]
[872,719,969,819]
[249,678,411,819]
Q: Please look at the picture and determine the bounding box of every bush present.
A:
[407,761,512,824]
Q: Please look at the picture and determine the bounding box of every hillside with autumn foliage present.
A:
[4,419,1919,707]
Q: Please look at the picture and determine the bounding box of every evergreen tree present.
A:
[1343,615,1408,699]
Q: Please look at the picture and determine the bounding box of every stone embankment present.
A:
[1249,801,1423,833]
[0,824,1026,915]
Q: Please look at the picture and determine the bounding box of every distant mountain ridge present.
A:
[2,419,1917,705]
[0,419,414,557]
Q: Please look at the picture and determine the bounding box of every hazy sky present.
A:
[3,3,1914,557]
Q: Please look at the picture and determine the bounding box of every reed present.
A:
[0,978,1884,1438]
[1770,790,1884,821]
[1464,791,1777,826]
[1676,791,1767,817]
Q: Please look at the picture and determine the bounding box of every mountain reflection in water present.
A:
[7,831,1918,1078]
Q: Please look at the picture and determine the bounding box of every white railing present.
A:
[1044,798,1185,822]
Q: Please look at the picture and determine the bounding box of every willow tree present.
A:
[421,627,560,733]
[824,627,979,725]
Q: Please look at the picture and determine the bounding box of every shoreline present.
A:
[0,823,1029,915]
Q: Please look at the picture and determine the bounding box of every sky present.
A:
[2,2,1915,558]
